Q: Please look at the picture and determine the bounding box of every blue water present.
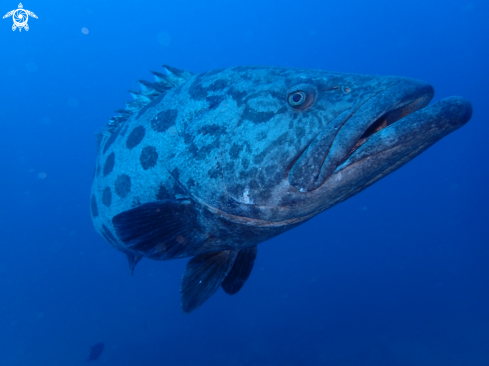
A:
[0,0,487,364]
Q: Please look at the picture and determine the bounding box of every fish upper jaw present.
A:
[288,78,435,192]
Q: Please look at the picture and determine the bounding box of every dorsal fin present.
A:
[128,90,152,104]
[161,65,193,86]
[104,65,193,133]
[150,71,175,88]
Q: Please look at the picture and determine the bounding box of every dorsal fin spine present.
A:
[151,71,174,87]
[114,109,133,116]
[129,90,151,103]
[104,65,193,133]
[137,79,167,94]
[162,65,193,81]
[160,65,192,87]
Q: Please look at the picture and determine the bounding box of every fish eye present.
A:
[288,91,306,106]
[286,84,316,110]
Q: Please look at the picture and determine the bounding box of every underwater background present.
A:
[0,0,488,364]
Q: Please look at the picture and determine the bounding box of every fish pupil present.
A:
[289,91,306,107]
[292,93,303,103]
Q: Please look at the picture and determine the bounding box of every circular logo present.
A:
[13,9,28,28]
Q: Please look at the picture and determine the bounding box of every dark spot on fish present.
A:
[256,189,272,203]
[229,143,242,159]
[102,187,112,207]
[183,130,193,144]
[156,183,172,200]
[296,126,306,140]
[91,195,98,217]
[242,108,276,124]
[238,170,249,180]
[103,126,121,154]
[198,124,225,136]
[208,79,230,92]
[253,151,266,165]
[187,178,196,189]
[257,131,268,141]
[288,118,294,130]
[152,109,178,132]
[115,174,131,198]
[208,168,220,179]
[248,203,263,217]
[126,126,146,149]
[187,74,207,100]
[241,107,285,125]
[188,138,220,160]
[232,66,262,76]
[241,158,250,169]
[172,167,180,180]
[248,168,259,181]
[224,161,235,173]
[187,144,198,159]
[253,132,289,165]
[265,164,277,178]
[140,146,158,170]
[277,106,288,114]
[229,88,247,107]
[206,95,225,110]
[103,153,115,177]
[272,170,283,185]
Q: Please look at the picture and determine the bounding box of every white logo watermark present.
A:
[3,3,37,32]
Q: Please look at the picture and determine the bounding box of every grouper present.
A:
[90,65,472,313]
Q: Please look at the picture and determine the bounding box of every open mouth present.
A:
[340,92,434,165]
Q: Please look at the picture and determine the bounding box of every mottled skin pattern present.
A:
[91,65,471,311]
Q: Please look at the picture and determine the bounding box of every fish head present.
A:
[215,67,471,222]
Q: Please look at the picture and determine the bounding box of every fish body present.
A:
[91,65,472,312]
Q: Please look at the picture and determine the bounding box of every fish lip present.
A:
[335,81,436,168]
[334,96,473,174]
[314,79,436,186]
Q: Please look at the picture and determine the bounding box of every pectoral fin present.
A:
[181,250,237,313]
[221,246,257,295]
[112,199,206,260]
